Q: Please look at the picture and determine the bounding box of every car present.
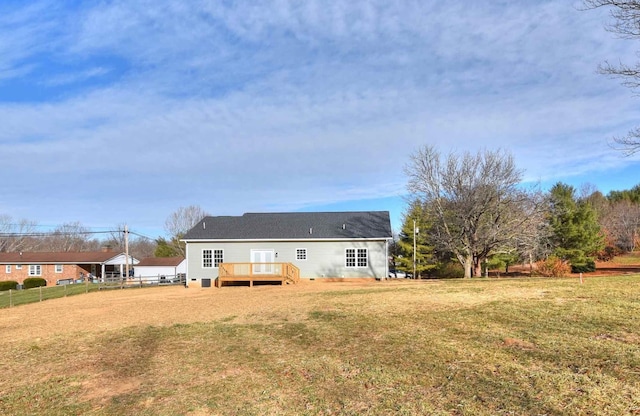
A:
[388,269,408,278]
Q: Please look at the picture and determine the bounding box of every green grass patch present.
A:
[0,283,104,308]
[1,276,640,415]
[612,251,640,265]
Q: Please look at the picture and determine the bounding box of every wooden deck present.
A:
[217,263,300,287]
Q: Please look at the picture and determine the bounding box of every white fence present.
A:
[99,273,186,288]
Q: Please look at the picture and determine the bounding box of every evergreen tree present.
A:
[395,201,436,278]
[154,237,182,257]
[548,183,605,271]
[607,184,640,204]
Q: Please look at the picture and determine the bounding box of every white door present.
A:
[251,249,274,274]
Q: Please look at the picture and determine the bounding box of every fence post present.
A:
[64,284,67,297]
[9,289,12,308]
[40,286,43,302]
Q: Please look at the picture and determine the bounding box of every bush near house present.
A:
[0,281,18,291]
[23,278,47,289]
[533,256,571,277]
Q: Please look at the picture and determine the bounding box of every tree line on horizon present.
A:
[0,205,208,261]
[393,146,640,279]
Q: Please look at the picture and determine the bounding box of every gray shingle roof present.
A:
[183,211,392,240]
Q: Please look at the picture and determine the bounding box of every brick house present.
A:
[0,251,139,286]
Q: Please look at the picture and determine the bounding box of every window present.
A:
[55,264,63,273]
[357,249,368,267]
[29,265,42,276]
[16,264,22,270]
[296,248,307,261]
[5,265,11,274]
[346,248,367,268]
[203,250,212,268]
[213,249,224,267]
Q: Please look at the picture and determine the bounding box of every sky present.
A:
[1,0,640,238]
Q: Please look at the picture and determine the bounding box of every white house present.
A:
[182,211,392,288]
[134,256,186,283]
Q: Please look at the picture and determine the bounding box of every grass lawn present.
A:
[0,276,639,415]
[611,251,640,265]
[0,283,101,308]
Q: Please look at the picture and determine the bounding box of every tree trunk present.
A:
[463,256,473,278]
[473,258,482,278]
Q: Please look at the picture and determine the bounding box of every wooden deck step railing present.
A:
[217,263,300,287]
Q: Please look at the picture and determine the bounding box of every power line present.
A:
[0,230,117,237]
[0,227,161,242]
[0,230,160,239]
[128,230,156,241]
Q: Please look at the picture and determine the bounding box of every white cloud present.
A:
[0,0,638,234]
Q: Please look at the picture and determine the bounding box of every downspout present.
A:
[385,238,389,281]
[184,240,189,287]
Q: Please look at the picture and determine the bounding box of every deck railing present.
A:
[218,263,300,287]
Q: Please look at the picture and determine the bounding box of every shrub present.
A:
[430,261,465,278]
[597,245,623,262]
[571,258,596,273]
[0,280,19,291]
[533,256,571,277]
[23,277,47,289]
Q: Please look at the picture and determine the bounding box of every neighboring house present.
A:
[134,256,186,282]
[182,211,392,288]
[0,251,139,286]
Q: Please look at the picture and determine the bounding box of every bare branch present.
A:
[405,146,539,278]
[584,0,640,153]
[164,205,210,257]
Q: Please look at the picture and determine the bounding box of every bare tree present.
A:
[0,215,40,252]
[584,0,640,154]
[601,199,640,251]
[42,222,98,252]
[102,223,127,252]
[129,238,156,260]
[405,146,541,278]
[164,205,209,257]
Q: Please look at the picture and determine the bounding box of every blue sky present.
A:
[1,1,639,238]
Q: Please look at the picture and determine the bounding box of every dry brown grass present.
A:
[1,277,639,415]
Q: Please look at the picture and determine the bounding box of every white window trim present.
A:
[345,248,368,268]
[55,264,63,273]
[28,265,42,276]
[16,264,22,270]
[202,249,213,268]
[5,265,11,274]
[213,249,224,268]
[295,248,307,261]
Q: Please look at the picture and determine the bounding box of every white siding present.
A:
[185,239,388,285]
[135,261,186,279]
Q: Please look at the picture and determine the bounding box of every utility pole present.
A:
[413,219,419,279]
[124,224,129,289]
